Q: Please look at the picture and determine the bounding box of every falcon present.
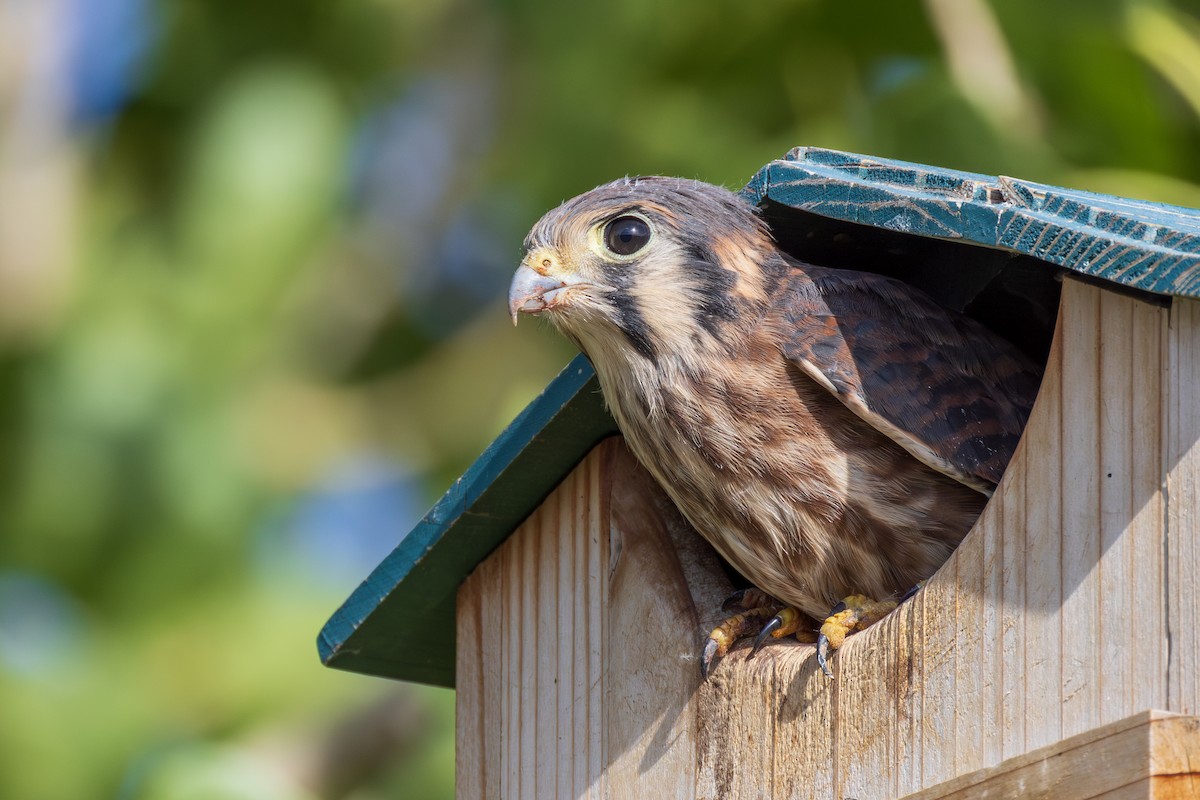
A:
[508,176,1040,677]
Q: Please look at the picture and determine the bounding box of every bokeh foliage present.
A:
[1,0,1199,797]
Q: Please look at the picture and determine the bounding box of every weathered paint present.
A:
[744,147,1200,297]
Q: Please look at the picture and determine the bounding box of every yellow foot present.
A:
[815,594,898,679]
[702,604,777,678]
[701,591,821,678]
[751,606,819,656]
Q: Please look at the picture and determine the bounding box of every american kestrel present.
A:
[509,177,1040,676]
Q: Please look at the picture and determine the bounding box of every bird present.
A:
[508,176,1041,677]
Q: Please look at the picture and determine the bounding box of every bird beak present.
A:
[508,262,573,326]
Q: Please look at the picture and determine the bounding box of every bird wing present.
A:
[776,264,1043,495]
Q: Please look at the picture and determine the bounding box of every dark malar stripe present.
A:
[614,295,657,361]
[684,243,740,335]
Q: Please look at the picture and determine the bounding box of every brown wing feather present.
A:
[775,262,1042,494]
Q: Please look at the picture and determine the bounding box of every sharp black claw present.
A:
[750,614,782,658]
[701,637,719,679]
[721,589,750,612]
[816,632,834,679]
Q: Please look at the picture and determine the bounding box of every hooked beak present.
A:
[508,263,573,325]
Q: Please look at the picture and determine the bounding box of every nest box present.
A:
[319,149,1200,799]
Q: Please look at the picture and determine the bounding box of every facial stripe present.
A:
[523,176,781,362]
[681,242,740,335]
[612,292,657,361]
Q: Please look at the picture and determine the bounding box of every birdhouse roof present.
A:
[318,147,1200,688]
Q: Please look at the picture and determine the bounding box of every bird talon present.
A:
[700,602,780,677]
[750,614,782,657]
[814,594,899,678]
[701,636,723,679]
[816,632,834,679]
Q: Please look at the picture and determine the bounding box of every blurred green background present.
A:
[2,0,1200,797]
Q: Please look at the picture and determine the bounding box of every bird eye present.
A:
[603,216,651,256]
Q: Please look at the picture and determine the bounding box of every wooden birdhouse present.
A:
[319,148,1200,799]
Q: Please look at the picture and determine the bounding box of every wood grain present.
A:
[1131,295,1168,715]
[457,439,731,799]
[899,711,1200,800]
[456,542,502,797]
[1167,298,1200,715]
[999,441,1026,761]
[457,280,1200,798]
[1023,293,1065,751]
[1060,280,1101,739]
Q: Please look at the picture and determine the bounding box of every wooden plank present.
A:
[1165,298,1185,714]
[835,606,903,800]
[771,647,836,800]
[455,551,484,800]
[503,515,520,797]
[980,498,1003,769]
[696,653,778,799]
[899,711,1200,800]
[999,438,1026,761]
[952,515,987,777]
[478,555,503,797]
[1060,279,1103,738]
[571,449,593,799]
[456,542,504,796]
[555,466,574,800]
[1098,288,1135,724]
[894,595,924,797]
[458,438,713,798]
[605,443,700,798]
[455,443,615,799]
[1130,297,1168,715]
[1092,776,1200,800]
[587,448,605,797]
[535,486,559,797]
[1167,297,1200,714]
[919,550,958,787]
[523,510,542,796]
[1022,292,1065,750]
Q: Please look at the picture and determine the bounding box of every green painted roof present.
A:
[317,356,616,686]
[746,147,1200,298]
[319,148,1200,688]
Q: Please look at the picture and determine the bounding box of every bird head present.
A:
[509,177,781,362]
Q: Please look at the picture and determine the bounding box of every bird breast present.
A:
[587,336,982,616]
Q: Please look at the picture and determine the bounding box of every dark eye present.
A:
[603,216,651,256]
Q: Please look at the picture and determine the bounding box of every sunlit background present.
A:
[1,0,1199,797]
